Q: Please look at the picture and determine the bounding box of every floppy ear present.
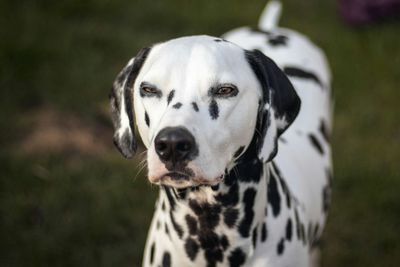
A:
[245,49,301,162]
[109,47,151,158]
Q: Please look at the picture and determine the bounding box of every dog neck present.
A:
[156,149,275,265]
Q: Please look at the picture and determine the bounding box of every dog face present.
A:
[110,35,300,188]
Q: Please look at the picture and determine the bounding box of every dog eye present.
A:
[140,83,161,97]
[213,84,238,97]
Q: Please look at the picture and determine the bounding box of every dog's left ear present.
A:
[109,47,151,158]
[245,49,301,162]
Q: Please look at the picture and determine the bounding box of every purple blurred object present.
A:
[339,0,400,24]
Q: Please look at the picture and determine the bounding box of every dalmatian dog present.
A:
[109,1,332,266]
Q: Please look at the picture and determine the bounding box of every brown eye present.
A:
[140,82,162,97]
[213,84,238,97]
[142,87,157,94]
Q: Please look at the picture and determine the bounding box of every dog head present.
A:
[110,36,300,188]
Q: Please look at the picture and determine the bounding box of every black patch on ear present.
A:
[144,111,150,127]
[234,146,245,159]
[149,242,155,264]
[192,102,199,112]
[172,102,182,109]
[167,90,175,105]
[319,119,330,143]
[209,99,219,119]
[245,49,301,161]
[124,47,152,139]
[308,133,324,154]
[283,66,323,88]
[228,248,246,267]
[110,46,152,158]
[162,251,171,267]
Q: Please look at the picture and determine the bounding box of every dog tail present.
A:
[258,1,282,30]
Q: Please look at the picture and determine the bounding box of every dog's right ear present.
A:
[109,47,151,158]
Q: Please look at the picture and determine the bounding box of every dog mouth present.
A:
[153,171,224,189]
[162,171,191,181]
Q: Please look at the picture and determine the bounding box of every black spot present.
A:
[184,237,199,261]
[162,251,171,267]
[215,182,239,207]
[312,223,320,246]
[250,27,272,35]
[252,225,258,248]
[121,47,151,153]
[149,242,155,264]
[261,222,268,242]
[165,223,170,236]
[279,137,287,143]
[223,208,239,228]
[170,211,183,238]
[156,220,160,229]
[286,218,293,241]
[145,111,150,126]
[319,119,330,143]
[267,173,281,217]
[175,188,187,199]
[268,34,288,46]
[220,235,230,251]
[185,214,198,235]
[294,209,301,240]
[167,90,175,105]
[228,248,246,267]
[161,200,166,211]
[209,99,219,120]
[308,134,324,155]
[189,200,221,230]
[277,238,285,255]
[214,38,223,42]
[205,248,223,267]
[238,188,257,237]
[308,223,313,246]
[172,102,182,109]
[300,223,306,245]
[163,186,176,210]
[273,163,291,209]
[322,185,331,213]
[192,102,199,112]
[323,168,333,213]
[233,146,245,159]
[283,66,323,88]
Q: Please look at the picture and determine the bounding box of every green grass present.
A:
[1,0,399,266]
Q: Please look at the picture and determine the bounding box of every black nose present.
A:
[154,127,197,166]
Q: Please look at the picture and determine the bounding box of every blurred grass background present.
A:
[0,0,399,266]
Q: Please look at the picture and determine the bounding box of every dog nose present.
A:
[154,127,197,165]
